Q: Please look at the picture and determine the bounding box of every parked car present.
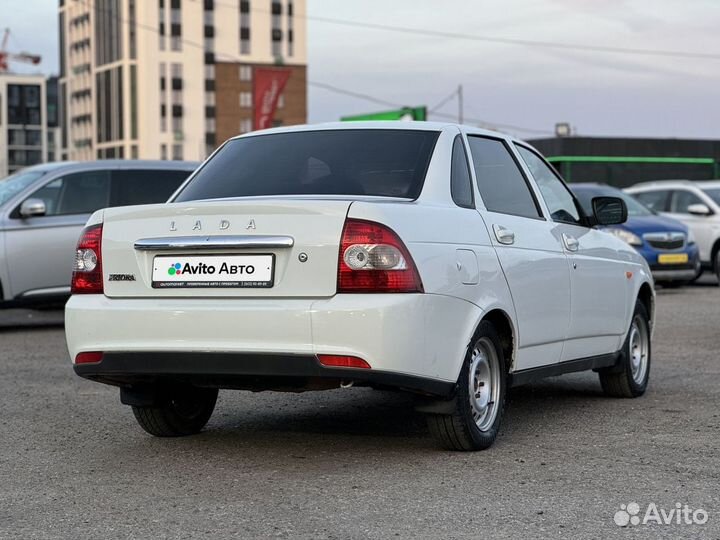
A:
[571,183,700,286]
[0,160,198,306]
[626,180,720,283]
[65,123,654,451]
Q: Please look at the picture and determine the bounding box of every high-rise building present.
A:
[58,0,307,162]
[0,74,48,176]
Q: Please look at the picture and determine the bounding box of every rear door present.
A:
[514,144,628,361]
[4,169,110,298]
[467,135,571,370]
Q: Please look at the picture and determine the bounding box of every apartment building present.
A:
[58,0,307,162]
[0,73,48,176]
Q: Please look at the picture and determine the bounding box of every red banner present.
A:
[253,68,292,130]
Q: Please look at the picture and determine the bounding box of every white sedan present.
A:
[65,122,654,451]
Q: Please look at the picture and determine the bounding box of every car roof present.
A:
[626,179,697,189]
[228,121,522,143]
[16,160,199,175]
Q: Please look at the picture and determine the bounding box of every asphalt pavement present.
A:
[1,281,719,539]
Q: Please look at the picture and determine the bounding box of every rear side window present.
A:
[174,130,440,202]
[450,136,474,208]
[111,169,192,207]
[467,136,541,219]
[633,190,669,212]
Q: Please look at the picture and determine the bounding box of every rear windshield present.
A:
[174,129,440,202]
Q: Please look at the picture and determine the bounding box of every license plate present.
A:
[152,254,274,288]
[658,253,689,265]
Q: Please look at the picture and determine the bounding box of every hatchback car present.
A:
[571,183,700,286]
[0,160,197,306]
[626,180,720,283]
[65,123,654,451]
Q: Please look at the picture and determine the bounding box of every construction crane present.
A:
[0,28,41,73]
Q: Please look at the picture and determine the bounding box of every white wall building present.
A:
[58,0,307,162]
[0,74,48,177]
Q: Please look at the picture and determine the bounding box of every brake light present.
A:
[71,224,104,294]
[337,219,423,293]
[317,354,371,369]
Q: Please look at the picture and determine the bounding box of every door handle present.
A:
[563,233,579,252]
[493,224,515,245]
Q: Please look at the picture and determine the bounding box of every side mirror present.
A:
[592,196,627,226]
[19,198,47,218]
[687,203,712,216]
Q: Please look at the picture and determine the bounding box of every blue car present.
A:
[571,183,700,286]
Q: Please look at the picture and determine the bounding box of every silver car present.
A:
[0,160,198,306]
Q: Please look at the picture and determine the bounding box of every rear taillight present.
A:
[337,219,423,293]
[71,224,104,294]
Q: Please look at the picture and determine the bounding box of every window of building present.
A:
[205,92,216,106]
[172,144,184,160]
[161,144,168,160]
[239,118,252,133]
[171,63,183,78]
[239,65,252,81]
[171,36,182,51]
[204,64,215,79]
[467,136,541,219]
[205,117,216,133]
[239,92,252,108]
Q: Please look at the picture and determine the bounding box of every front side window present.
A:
[670,190,705,214]
[633,190,669,212]
[450,136,473,208]
[467,136,540,219]
[175,130,440,201]
[515,145,582,225]
[22,170,110,216]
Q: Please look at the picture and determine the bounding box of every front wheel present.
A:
[132,386,218,437]
[599,301,651,398]
[427,321,507,451]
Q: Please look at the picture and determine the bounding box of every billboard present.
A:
[341,106,427,122]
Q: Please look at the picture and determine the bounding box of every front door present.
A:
[514,144,628,361]
[3,170,110,298]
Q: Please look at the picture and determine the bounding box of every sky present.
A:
[7,0,720,139]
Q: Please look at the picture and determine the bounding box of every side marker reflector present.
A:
[76,352,104,364]
[317,354,371,369]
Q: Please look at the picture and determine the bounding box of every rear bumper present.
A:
[73,352,455,397]
[65,293,482,394]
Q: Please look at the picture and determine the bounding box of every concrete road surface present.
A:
[1,283,718,538]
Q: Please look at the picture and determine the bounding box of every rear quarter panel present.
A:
[348,200,518,378]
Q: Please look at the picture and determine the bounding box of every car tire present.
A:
[715,251,720,286]
[598,301,651,398]
[132,386,218,437]
[426,321,507,451]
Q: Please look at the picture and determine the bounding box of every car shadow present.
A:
[97,373,618,462]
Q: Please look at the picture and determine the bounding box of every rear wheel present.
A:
[132,386,218,437]
[599,301,651,398]
[427,321,507,451]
